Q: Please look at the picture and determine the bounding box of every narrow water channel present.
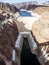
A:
[20,38,41,65]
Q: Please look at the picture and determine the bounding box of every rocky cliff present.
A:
[0,2,19,13]
[19,4,49,14]
[0,2,19,65]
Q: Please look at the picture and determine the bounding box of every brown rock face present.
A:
[45,62,49,65]
[0,2,19,13]
[0,59,6,65]
[19,4,49,14]
[0,14,5,21]
[32,12,49,44]
[32,12,49,65]
[2,13,10,19]
[0,2,19,65]
[0,20,19,65]
[0,13,10,21]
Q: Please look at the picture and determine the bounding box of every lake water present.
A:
[19,10,32,17]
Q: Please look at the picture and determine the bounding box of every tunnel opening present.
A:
[20,38,41,65]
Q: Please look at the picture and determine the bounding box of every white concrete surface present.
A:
[15,34,23,48]
[17,12,41,30]
[29,34,37,50]
[15,32,37,54]
[12,50,16,61]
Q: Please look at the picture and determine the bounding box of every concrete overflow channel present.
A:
[12,32,49,65]
[12,32,38,65]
